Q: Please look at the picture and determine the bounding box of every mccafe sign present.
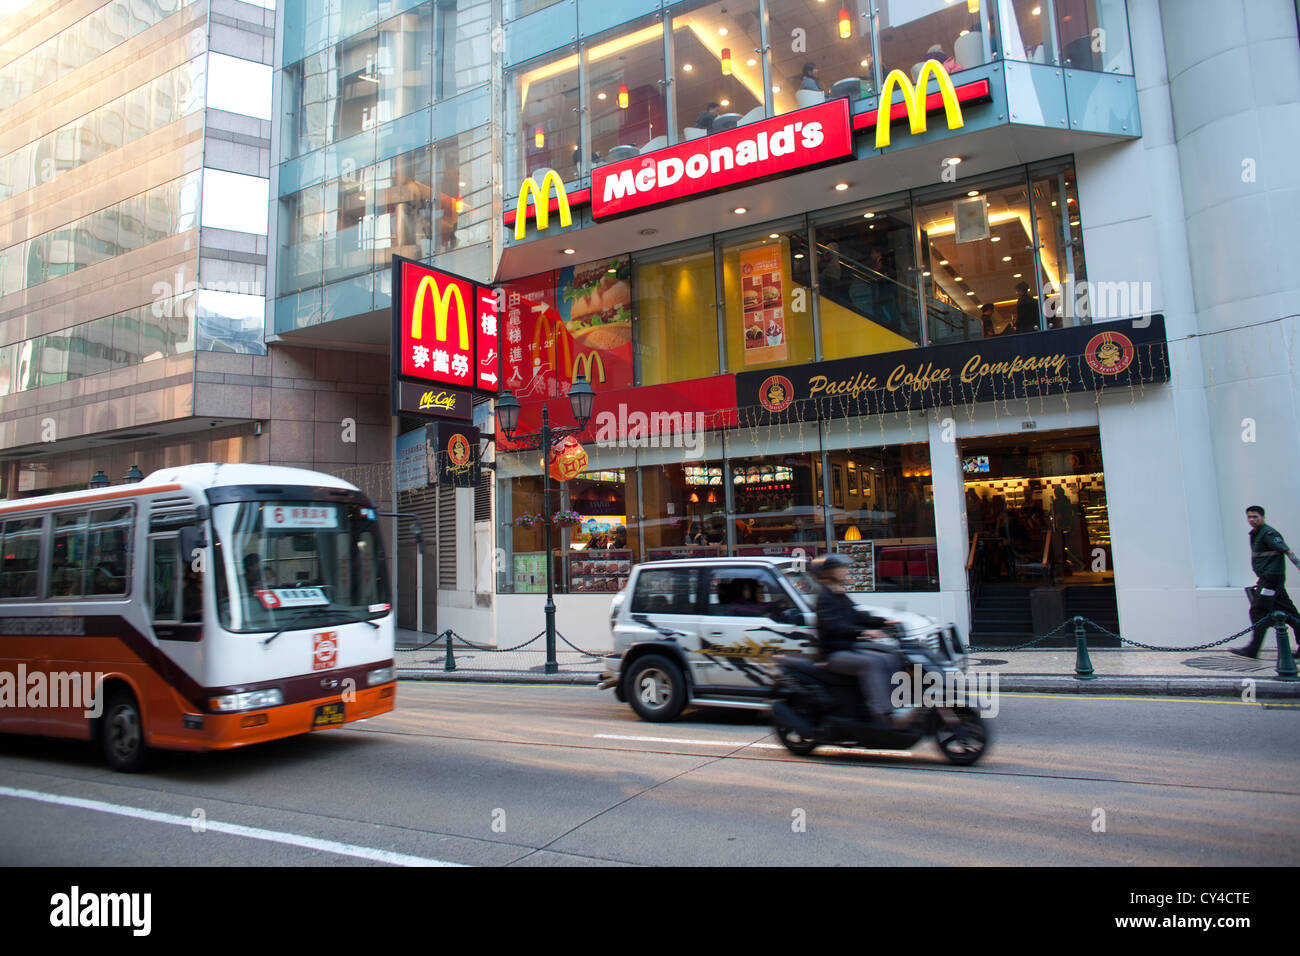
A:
[736,317,1170,424]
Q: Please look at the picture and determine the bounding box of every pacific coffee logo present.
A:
[447,433,471,467]
[1084,331,1134,375]
[758,374,795,413]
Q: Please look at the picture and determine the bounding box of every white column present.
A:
[929,410,971,638]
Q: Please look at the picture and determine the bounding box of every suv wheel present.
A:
[625,654,686,722]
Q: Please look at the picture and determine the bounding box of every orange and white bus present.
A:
[0,463,395,771]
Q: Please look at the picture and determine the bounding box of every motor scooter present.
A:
[770,637,991,765]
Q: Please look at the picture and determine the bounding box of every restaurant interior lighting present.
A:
[838,8,851,38]
[721,48,731,75]
[618,83,628,108]
[834,182,849,191]
[563,248,576,254]
[733,206,747,214]
[534,126,545,148]
[967,189,980,197]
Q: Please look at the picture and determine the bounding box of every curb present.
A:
[396,669,1300,696]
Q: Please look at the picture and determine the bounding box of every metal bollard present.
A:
[443,629,457,672]
[1273,612,1298,680]
[1073,616,1096,680]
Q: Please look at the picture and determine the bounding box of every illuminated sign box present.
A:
[391,255,499,416]
[590,98,854,220]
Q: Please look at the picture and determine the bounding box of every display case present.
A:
[567,549,632,592]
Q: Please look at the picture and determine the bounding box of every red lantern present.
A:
[618,83,629,109]
[721,47,732,76]
[534,125,545,148]
[549,435,589,483]
[838,8,851,38]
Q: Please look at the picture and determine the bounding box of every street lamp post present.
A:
[497,376,596,675]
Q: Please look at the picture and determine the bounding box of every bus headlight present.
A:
[208,689,284,713]
[366,666,395,686]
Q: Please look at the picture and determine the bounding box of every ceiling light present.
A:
[943,156,962,166]
[967,190,980,197]
[562,248,575,254]
[772,85,781,93]
[793,253,805,259]
[683,63,693,72]
[966,290,976,295]
[733,206,747,214]
[990,236,1001,242]
[834,182,849,191]
[863,211,875,218]
[769,233,779,239]
[959,29,970,36]
[1031,5,1040,14]
[639,227,658,236]
[597,91,607,100]
[922,271,930,276]
[939,259,948,265]
[747,58,756,66]
[718,27,728,35]
[860,59,869,67]
[1051,200,1057,206]
[1070,219,1080,226]
[1002,255,1012,261]
[720,98,730,106]
[954,276,963,281]
[1012,272,1022,278]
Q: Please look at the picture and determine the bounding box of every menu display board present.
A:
[513,552,547,593]
[568,550,632,593]
[836,541,876,592]
[740,244,787,366]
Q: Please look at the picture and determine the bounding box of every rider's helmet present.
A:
[810,553,853,582]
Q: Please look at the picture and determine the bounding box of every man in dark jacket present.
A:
[1013,281,1040,334]
[812,555,909,725]
[1233,505,1300,657]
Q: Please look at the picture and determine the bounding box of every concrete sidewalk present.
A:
[394,628,1300,697]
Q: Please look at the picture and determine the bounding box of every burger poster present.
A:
[740,245,787,366]
[558,255,633,389]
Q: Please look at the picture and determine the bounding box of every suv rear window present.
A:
[630,568,698,615]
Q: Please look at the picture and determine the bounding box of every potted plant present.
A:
[514,512,542,528]
[553,509,582,529]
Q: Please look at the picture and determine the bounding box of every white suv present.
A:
[600,557,966,721]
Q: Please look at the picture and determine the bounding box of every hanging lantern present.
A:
[548,434,589,483]
[721,47,732,76]
[838,8,851,39]
[534,125,545,148]
[967,0,980,13]
[454,196,465,215]
[844,525,862,541]
[617,83,628,109]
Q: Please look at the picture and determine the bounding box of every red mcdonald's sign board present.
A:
[392,256,499,404]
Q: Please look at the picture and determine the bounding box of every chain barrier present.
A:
[975,616,1272,653]
[558,633,609,658]
[971,617,1077,652]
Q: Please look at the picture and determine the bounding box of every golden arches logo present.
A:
[411,275,469,350]
[515,170,572,241]
[572,350,606,384]
[875,59,965,149]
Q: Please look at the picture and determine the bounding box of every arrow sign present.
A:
[480,371,497,386]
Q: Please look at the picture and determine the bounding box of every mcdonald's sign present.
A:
[392,256,499,413]
[572,350,606,385]
[873,59,966,149]
[514,170,572,240]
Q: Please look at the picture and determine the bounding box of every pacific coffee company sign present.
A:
[736,316,1170,424]
[590,99,854,219]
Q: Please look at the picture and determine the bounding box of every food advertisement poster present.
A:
[835,541,876,592]
[740,245,787,366]
[498,256,633,446]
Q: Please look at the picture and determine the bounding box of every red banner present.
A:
[591,99,853,219]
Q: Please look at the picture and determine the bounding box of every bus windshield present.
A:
[211,500,390,633]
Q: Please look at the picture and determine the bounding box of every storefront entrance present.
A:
[960,427,1117,646]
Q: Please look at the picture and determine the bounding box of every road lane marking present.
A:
[0,786,467,867]
[999,693,1264,706]
[594,733,915,758]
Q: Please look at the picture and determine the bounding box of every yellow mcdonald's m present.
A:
[572,350,606,384]
[411,275,469,350]
[875,59,965,149]
[515,170,572,241]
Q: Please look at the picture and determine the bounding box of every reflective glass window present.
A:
[510,47,581,189]
[584,16,667,163]
[671,0,763,140]
[201,169,270,235]
[634,241,718,386]
[878,0,997,81]
[87,508,132,596]
[1,518,44,599]
[815,199,922,358]
[769,1,877,112]
[378,5,433,121]
[1056,0,1131,73]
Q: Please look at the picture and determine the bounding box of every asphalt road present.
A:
[1,683,1298,866]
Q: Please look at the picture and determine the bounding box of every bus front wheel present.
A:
[100,688,149,773]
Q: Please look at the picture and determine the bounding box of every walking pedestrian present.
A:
[1231,505,1300,658]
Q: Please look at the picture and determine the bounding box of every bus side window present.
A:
[151,537,179,621]
[88,506,132,596]
[1,517,43,599]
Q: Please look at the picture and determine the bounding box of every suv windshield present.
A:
[211,500,390,633]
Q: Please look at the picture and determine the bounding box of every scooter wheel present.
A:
[774,722,817,756]
[934,708,990,765]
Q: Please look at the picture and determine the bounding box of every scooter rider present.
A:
[811,554,911,728]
